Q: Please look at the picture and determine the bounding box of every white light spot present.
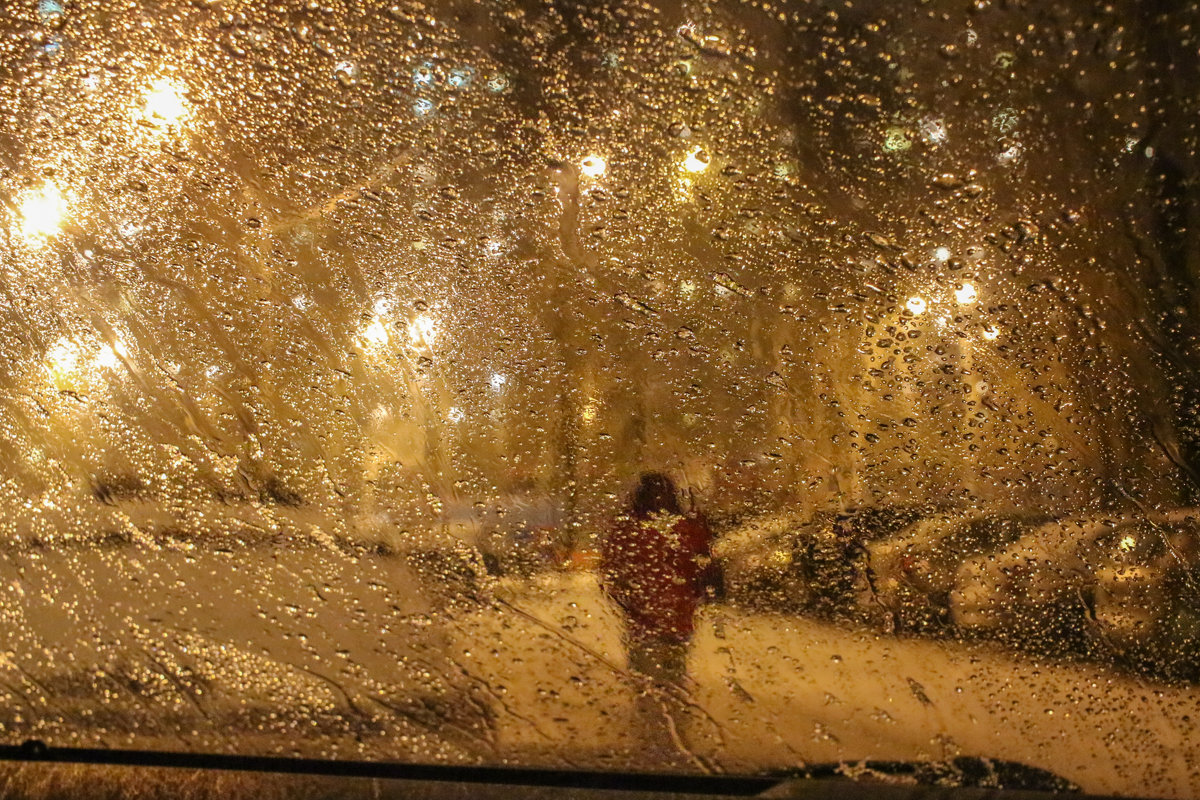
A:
[1119,534,1136,552]
[981,325,999,340]
[934,247,952,262]
[407,313,437,348]
[362,318,390,346]
[141,78,189,127]
[448,406,464,422]
[489,372,507,391]
[580,155,606,178]
[955,283,978,305]
[46,339,80,375]
[905,296,927,315]
[19,182,68,242]
[681,147,710,173]
[95,339,129,370]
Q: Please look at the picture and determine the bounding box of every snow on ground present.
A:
[0,548,1195,798]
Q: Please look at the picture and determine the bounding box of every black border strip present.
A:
[0,741,778,796]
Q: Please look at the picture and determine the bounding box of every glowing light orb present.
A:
[407,314,438,348]
[580,155,607,178]
[142,78,189,127]
[95,340,129,370]
[46,339,80,375]
[19,183,67,242]
[681,147,710,173]
[362,318,390,346]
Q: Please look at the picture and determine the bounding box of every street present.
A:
[0,546,1194,798]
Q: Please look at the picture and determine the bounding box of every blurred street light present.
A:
[580,155,607,178]
[95,339,129,370]
[682,147,710,173]
[141,78,189,128]
[361,318,390,347]
[45,338,80,377]
[19,182,68,242]
[407,313,438,349]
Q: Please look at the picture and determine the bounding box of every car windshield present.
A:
[2,0,1200,797]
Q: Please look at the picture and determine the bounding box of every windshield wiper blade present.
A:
[0,740,776,796]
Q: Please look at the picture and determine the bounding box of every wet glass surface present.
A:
[1,0,1200,796]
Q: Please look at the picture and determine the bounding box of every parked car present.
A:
[715,504,938,615]
[439,493,564,578]
[1087,517,1200,673]
[864,510,1054,633]
[950,509,1200,670]
[712,508,822,612]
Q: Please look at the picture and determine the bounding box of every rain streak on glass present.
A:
[0,1,1199,799]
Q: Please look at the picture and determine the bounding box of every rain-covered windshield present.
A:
[2,0,1200,796]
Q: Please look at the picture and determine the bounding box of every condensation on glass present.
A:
[0,0,1197,797]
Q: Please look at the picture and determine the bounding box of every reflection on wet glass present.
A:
[0,0,1199,798]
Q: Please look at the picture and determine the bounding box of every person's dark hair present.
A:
[630,472,682,518]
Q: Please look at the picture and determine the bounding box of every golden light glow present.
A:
[46,339,80,376]
[407,313,438,348]
[361,318,390,347]
[95,339,129,370]
[141,78,189,127]
[1119,534,1136,552]
[681,147,710,173]
[905,296,927,315]
[981,325,999,340]
[19,183,68,242]
[580,155,607,178]
[955,283,978,305]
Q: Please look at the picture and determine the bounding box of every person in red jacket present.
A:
[600,472,716,687]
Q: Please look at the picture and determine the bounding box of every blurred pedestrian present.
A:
[600,471,717,762]
[600,472,717,686]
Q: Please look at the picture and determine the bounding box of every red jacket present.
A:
[600,512,714,641]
